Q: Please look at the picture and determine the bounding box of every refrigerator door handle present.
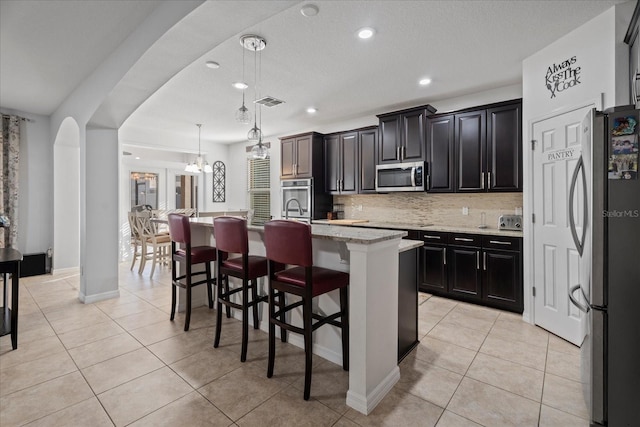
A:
[568,155,587,256]
[569,284,590,313]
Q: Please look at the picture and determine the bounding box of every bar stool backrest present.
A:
[213,217,248,254]
[264,220,313,267]
[168,214,191,245]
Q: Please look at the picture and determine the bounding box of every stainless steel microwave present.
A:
[375,161,425,192]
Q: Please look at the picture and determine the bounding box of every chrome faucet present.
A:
[284,198,304,219]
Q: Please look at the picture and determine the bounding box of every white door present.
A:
[532,105,592,345]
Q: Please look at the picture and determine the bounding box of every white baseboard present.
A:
[52,266,80,275]
[79,289,120,304]
[346,366,400,415]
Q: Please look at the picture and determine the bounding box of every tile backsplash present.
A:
[334,192,523,230]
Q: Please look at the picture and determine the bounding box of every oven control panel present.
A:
[498,214,522,231]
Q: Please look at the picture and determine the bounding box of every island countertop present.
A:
[188,217,407,244]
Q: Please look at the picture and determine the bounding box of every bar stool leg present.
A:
[267,284,276,378]
[170,259,177,321]
[214,271,224,348]
[184,263,192,331]
[303,295,313,400]
[279,292,287,343]
[224,276,231,319]
[241,279,249,362]
[251,279,259,330]
[206,262,213,309]
[340,286,349,371]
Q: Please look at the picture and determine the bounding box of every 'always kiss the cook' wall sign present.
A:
[545,55,582,99]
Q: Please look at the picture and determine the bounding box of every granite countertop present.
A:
[398,239,424,253]
[313,219,523,238]
[188,217,407,245]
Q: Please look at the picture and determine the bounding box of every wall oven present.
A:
[281,179,312,222]
[375,161,425,192]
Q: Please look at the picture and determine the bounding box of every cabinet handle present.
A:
[481,172,484,189]
[443,248,446,265]
[488,172,492,189]
[483,252,487,271]
[337,179,340,191]
[489,240,511,246]
[454,237,474,242]
[340,179,343,191]
[397,146,401,161]
[426,175,430,190]
[423,234,440,240]
[476,251,480,270]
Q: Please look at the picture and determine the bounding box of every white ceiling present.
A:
[0,0,631,155]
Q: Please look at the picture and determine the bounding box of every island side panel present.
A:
[345,238,401,415]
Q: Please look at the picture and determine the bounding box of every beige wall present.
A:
[335,192,523,230]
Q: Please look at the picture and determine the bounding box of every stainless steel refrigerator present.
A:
[569,106,640,426]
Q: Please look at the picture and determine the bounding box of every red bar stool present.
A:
[213,216,273,362]
[167,213,216,331]
[263,220,349,400]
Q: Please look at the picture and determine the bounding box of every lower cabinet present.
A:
[418,231,523,313]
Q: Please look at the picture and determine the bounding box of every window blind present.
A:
[247,158,271,225]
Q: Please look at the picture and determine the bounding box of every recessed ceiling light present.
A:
[419,78,432,86]
[232,82,248,90]
[135,156,140,160]
[205,61,220,69]
[306,107,317,113]
[357,27,375,39]
[300,4,319,17]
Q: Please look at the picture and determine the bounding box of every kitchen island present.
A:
[183,218,407,415]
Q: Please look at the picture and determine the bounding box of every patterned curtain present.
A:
[1,115,20,248]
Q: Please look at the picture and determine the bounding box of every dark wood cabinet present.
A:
[417,231,523,313]
[481,235,522,312]
[426,99,522,193]
[420,244,448,293]
[425,115,455,192]
[324,132,357,194]
[487,103,522,191]
[455,110,486,192]
[280,132,325,180]
[358,127,378,193]
[377,105,436,164]
[447,235,482,301]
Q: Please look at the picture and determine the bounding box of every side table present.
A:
[1,248,22,350]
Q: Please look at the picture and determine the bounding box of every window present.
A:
[247,158,270,225]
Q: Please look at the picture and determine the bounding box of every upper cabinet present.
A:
[425,115,455,192]
[324,131,358,194]
[426,99,522,193]
[358,127,378,193]
[324,126,378,195]
[377,105,437,164]
[280,132,325,180]
[486,103,522,191]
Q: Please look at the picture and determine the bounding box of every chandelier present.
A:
[185,124,213,173]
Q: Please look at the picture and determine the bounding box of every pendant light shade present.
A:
[251,140,269,159]
[235,41,251,124]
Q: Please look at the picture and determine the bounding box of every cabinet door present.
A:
[455,110,486,192]
[483,249,522,312]
[341,132,358,193]
[280,138,296,178]
[402,109,425,162]
[324,134,340,193]
[447,246,482,300]
[378,115,401,164]
[358,128,377,193]
[426,115,455,192]
[295,136,313,178]
[419,244,447,294]
[487,103,522,191]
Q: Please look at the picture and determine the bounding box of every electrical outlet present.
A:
[462,207,469,215]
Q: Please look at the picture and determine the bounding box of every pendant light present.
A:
[241,35,265,143]
[234,41,251,124]
[185,124,213,173]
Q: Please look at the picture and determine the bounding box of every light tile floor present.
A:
[0,263,589,426]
